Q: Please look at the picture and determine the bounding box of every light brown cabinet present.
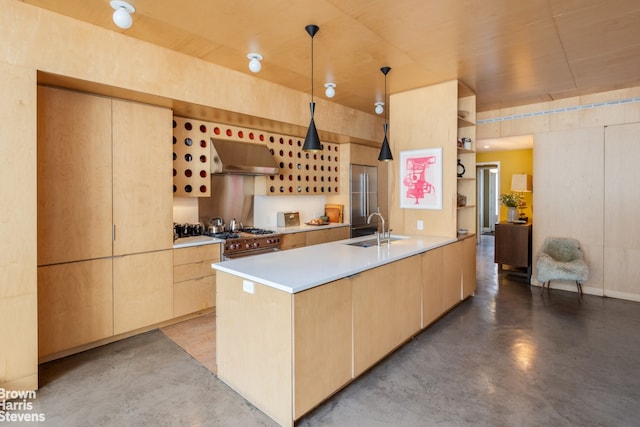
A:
[113,251,173,334]
[281,226,350,250]
[462,236,477,298]
[442,241,463,310]
[422,247,444,327]
[37,259,113,357]
[280,232,306,250]
[37,87,174,358]
[293,278,352,418]
[173,244,220,317]
[217,239,475,427]
[352,263,396,376]
[422,239,475,327]
[112,99,174,255]
[37,87,113,265]
[353,256,422,376]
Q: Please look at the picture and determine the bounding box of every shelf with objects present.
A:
[456,81,477,237]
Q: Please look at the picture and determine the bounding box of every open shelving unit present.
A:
[456,82,477,237]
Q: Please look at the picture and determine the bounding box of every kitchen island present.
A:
[212,234,476,426]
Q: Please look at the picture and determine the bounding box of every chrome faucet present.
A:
[367,210,390,245]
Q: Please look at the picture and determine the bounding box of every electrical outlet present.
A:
[242,280,255,294]
[417,220,424,230]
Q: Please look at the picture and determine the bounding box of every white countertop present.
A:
[212,234,456,294]
[173,223,349,248]
[173,235,224,249]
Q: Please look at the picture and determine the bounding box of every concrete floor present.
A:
[29,235,640,426]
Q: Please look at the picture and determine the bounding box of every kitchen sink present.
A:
[345,236,407,247]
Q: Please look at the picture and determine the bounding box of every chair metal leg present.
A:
[576,281,583,297]
[541,281,549,295]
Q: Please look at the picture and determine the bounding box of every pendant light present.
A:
[378,66,393,161]
[303,24,322,152]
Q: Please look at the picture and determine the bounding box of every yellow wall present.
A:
[476,149,533,222]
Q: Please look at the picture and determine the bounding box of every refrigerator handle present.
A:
[364,173,369,217]
[360,174,366,217]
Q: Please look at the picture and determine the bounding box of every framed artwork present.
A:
[400,148,443,209]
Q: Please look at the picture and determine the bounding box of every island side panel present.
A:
[216,271,293,427]
[293,277,353,419]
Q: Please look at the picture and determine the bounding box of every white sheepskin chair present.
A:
[536,237,589,296]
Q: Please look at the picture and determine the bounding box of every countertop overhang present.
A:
[173,235,224,249]
[212,234,456,293]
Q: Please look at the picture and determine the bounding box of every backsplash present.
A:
[254,195,327,228]
[173,195,327,228]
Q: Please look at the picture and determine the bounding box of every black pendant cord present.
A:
[305,24,319,112]
[310,27,314,109]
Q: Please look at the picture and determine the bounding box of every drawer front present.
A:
[173,244,221,266]
[281,233,306,250]
[174,275,215,317]
[174,259,217,283]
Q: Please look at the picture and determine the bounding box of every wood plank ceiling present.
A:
[21,0,640,114]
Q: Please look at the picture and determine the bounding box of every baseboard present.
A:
[531,281,640,302]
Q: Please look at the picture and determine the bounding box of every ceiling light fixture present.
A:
[247,53,263,73]
[110,0,135,30]
[303,24,322,152]
[374,101,384,115]
[378,66,393,161]
[324,83,336,98]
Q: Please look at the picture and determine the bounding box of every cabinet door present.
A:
[38,258,113,357]
[352,263,395,376]
[173,276,216,318]
[391,255,422,346]
[462,237,476,298]
[422,247,444,327]
[112,100,173,256]
[280,233,306,250]
[37,86,113,265]
[495,223,529,267]
[442,241,462,311]
[328,226,350,242]
[113,250,173,334]
[305,229,329,246]
[294,278,352,418]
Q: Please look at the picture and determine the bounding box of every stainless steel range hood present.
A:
[210,139,279,176]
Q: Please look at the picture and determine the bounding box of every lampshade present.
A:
[377,66,393,161]
[511,174,532,192]
[303,24,322,152]
[378,124,393,161]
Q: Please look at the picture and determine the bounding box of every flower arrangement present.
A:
[499,192,524,208]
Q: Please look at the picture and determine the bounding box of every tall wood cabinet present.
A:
[37,86,173,358]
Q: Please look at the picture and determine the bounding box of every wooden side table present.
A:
[494,222,532,281]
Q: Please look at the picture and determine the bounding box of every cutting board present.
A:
[324,204,343,223]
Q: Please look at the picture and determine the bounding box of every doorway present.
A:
[477,162,500,234]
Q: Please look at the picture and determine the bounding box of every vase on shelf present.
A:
[507,207,518,222]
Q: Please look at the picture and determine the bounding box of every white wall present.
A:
[254,195,327,228]
[478,86,640,301]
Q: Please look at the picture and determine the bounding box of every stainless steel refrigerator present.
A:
[350,164,379,237]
